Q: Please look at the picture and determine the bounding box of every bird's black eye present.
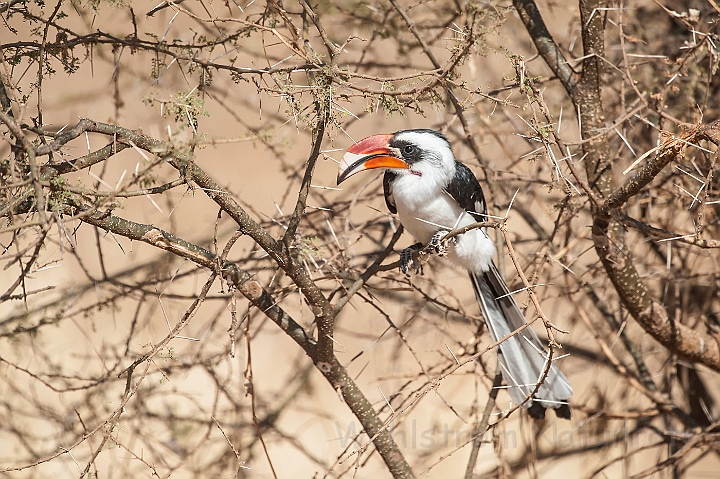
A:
[402,145,415,155]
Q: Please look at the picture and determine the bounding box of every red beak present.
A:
[337,134,409,185]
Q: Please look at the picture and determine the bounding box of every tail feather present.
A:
[470,262,572,419]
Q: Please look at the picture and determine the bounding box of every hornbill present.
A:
[337,129,572,419]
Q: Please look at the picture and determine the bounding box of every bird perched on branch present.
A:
[337,129,572,419]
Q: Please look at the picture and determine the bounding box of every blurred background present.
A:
[1,0,719,477]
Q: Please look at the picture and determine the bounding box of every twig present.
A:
[464,364,502,479]
[512,0,577,92]
[244,313,279,479]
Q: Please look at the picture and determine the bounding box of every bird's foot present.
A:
[400,243,424,277]
[426,230,455,257]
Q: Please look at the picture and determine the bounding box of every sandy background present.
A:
[1,0,718,477]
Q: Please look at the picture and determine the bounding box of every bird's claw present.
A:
[426,230,454,256]
[400,233,455,277]
[400,243,423,277]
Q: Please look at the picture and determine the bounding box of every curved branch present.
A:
[513,0,720,372]
[284,112,325,244]
[32,118,414,478]
[79,203,415,478]
[62,120,335,349]
[615,212,720,249]
[79,205,316,351]
[512,0,577,92]
[592,230,719,371]
[592,121,720,371]
[602,122,720,213]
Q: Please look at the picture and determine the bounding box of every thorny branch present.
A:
[2,0,720,477]
[514,0,720,371]
[0,113,415,478]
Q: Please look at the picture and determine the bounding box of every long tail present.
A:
[470,262,572,419]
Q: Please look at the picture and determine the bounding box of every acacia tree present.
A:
[1,0,719,477]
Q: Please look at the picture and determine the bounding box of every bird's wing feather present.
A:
[444,161,486,221]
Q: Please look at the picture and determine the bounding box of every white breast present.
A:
[391,172,495,274]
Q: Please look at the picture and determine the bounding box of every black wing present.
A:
[445,161,486,220]
[383,170,398,214]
